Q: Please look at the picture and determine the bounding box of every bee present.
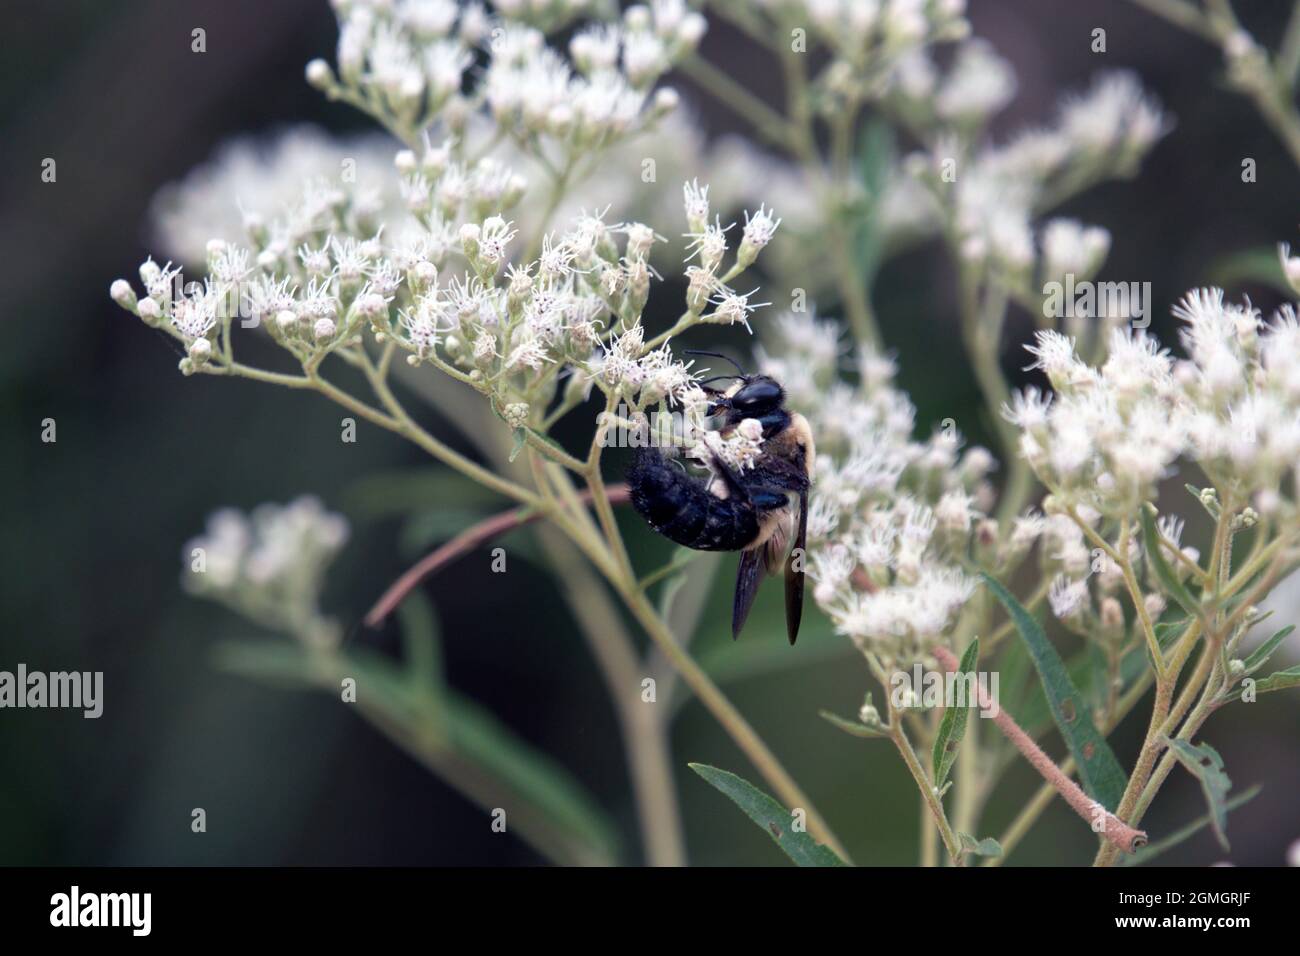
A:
[627,352,814,644]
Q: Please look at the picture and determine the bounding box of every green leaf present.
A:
[932,637,979,789]
[397,506,497,555]
[981,573,1127,811]
[445,695,619,865]
[396,591,446,706]
[216,640,618,866]
[819,709,888,739]
[1252,665,1300,694]
[688,764,849,867]
[1185,483,1221,519]
[661,551,721,646]
[508,427,526,463]
[344,467,505,519]
[996,633,1034,715]
[1123,785,1262,866]
[692,608,845,689]
[1223,660,1300,702]
[958,832,1003,858]
[1242,625,1295,674]
[1155,617,1189,651]
[1164,738,1233,851]
[1140,505,1203,622]
[1206,245,1295,297]
[855,117,897,282]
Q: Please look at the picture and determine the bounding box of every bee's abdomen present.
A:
[626,448,758,552]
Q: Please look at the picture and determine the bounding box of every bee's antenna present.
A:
[698,374,742,385]
[683,349,747,376]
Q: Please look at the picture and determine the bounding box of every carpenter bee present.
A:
[627,352,814,644]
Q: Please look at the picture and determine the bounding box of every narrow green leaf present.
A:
[343,467,505,518]
[639,545,699,590]
[1123,785,1262,866]
[1223,662,1300,702]
[1206,245,1295,297]
[1243,625,1295,674]
[819,710,888,739]
[1184,483,1220,518]
[508,427,526,463]
[1164,738,1233,851]
[981,573,1127,811]
[446,695,620,864]
[958,832,1003,858]
[663,551,721,645]
[1140,505,1203,621]
[855,118,896,282]
[1155,617,1189,650]
[997,633,1033,715]
[932,638,979,789]
[216,640,618,865]
[396,591,446,707]
[688,763,848,867]
[397,507,498,554]
[1252,665,1300,694]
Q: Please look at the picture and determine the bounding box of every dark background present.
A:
[1,0,1297,866]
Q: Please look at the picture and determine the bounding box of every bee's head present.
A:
[708,375,785,421]
[685,352,785,422]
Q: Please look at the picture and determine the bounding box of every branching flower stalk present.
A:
[113,0,860,864]
[111,0,1300,867]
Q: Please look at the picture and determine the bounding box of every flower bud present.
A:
[305,58,334,90]
[138,296,163,327]
[110,279,137,311]
[188,337,212,367]
[503,402,530,429]
[394,149,417,174]
[1282,244,1300,295]
[314,317,337,342]
[651,87,679,117]
[1099,596,1124,635]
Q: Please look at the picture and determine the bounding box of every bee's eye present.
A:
[730,377,783,414]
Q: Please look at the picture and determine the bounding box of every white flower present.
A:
[706,287,768,332]
[682,178,710,231]
[477,216,517,265]
[738,204,780,265]
[1048,575,1089,620]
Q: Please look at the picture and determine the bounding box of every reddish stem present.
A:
[932,645,1147,855]
[365,483,632,628]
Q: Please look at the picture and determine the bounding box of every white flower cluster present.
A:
[902,67,1168,290]
[745,0,969,101]
[149,126,403,265]
[112,165,781,446]
[182,496,350,646]
[757,312,996,659]
[1007,290,1300,521]
[311,0,700,153]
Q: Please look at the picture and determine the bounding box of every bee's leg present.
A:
[748,489,790,511]
[704,448,753,504]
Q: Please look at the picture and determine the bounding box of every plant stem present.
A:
[890,719,964,864]
[616,576,854,863]
[532,520,688,866]
[987,669,1155,865]
[933,646,1147,857]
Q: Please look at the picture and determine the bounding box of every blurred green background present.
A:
[1,0,1297,866]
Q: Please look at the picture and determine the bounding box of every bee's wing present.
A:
[732,548,764,640]
[783,488,807,645]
